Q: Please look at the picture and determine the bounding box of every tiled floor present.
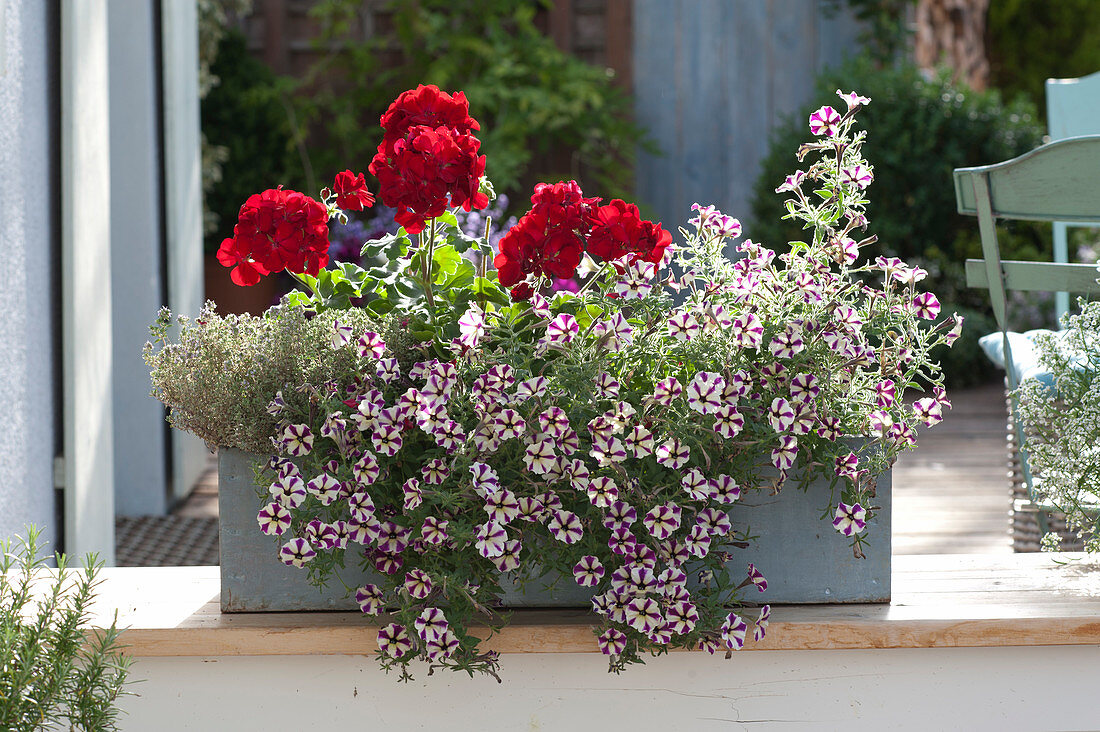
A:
[115,382,1014,565]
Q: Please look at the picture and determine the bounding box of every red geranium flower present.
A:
[332,170,375,211]
[369,124,488,235]
[380,84,480,141]
[587,199,672,266]
[530,180,601,233]
[494,211,584,288]
[217,187,331,285]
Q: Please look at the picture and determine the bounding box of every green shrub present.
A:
[988,0,1100,122]
[295,0,650,211]
[750,54,1047,314]
[201,28,306,253]
[0,527,131,731]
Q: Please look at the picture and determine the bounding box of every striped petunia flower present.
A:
[832,502,867,537]
[515,376,549,401]
[376,623,413,659]
[643,503,682,541]
[868,410,893,437]
[624,425,655,457]
[835,452,860,481]
[484,488,520,524]
[516,496,545,523]
[269,474,306,509]
[469,461,499,496]
[545,313,580,345]
[721,612,748,650]
[307,473,342,506]
[913,397,943,426]
[712,404,745,440]
[652,376,682,405]
[402,478,423,511]
[789,373,819,403]
[747,563,768,592]
[355,584,385,615]
[840,163,873,190]
[347,518,380,545]
[771,435,799,471]
[371,425,403,457]
[712,475,741,504]
[624,596,663,634]
[753,605,771,642]
[356,330,386,360]
[666,601,699,635]
[594,372,620,399]
[256,502,291,536]
[686,372,726,415]
[730,311,764,349]
[590,436,627,466]
[279,538,316,568]
[490,538,523,572]
[425,630,460,661]
[655,437,690,469]
[775,169,806,194]
[537,407,572,439]
[911,292,941,319]
[607,527,637,556]
[375,521,412,554]
[330,318,354,348]
[597,628,627,656]
[586,476,619,508]
[404,569,433,600]
[874,379,896,408]
[525,439,559,474]
[375,358,401,383]
[572,555,605,587]
[414,607,449,643]
[457,304,487,349]
[933,386,952,409]
[681,468,713,500]
[305,520,338,551]
[475,520,508,558]
[279,424,313,457]
[836,88,870,109]
[667,311,701,341]
[768,326,805,359]
[698,636,721,655]
[420,516,449,546]
[768,397,796,433]
[547,510,584,544]
[696,507,732,536]
[808,105,841,136]
[604,501,638,530]
[420,459,449,486]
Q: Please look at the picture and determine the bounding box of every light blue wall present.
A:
[633,0,861,235]
[0,0,58,547]
[108,0,169,515]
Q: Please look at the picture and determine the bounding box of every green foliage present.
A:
[988,0,1100,122]
[297,0,649,208]
[0,527,131,731]
[750,53,1047,315]
[202,28,306,252]
[823,0,915,65]
[145,304,413,454]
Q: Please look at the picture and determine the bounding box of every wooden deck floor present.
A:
[893,381,1012,555]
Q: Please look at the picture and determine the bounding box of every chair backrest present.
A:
[954,135,1100,333]
[1046,71,1100,320]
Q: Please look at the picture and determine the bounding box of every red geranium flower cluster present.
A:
[216,187,330,286]
[332,170,375,211]
[494,181,601,297]
[587,199,673,266]
[495,181,671,300]
[369,85,488,235]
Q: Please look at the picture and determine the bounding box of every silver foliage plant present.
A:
[1016,290,1100,552]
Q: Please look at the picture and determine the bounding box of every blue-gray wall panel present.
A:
[634,0,860,238]
[0,0,58,547]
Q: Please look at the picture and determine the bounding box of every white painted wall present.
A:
[108,0,169,516]
[120,647,1100,730]
[0,0,58,546]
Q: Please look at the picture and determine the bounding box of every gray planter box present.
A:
[219,448,890,612]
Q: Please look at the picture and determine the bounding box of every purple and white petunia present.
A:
[624,596,663,634]
[414,607,449,643]
[545,313,580,345]
[771,435,799,471]
[573,555,605,587]
[721,612,748,650]
[525,439,559,474]
[403,569,433,600]
[256,502,292,536]
[642,503,682,541]
[402,478,423,511]
[832,502,867,537]
[913,397,943,427]
[711,474,741,504]
[730,312,764,349]
[307,473,342,506]
[547,510,584,544]
[597,628,627,656]
[840,164,873,190]
[753,605,771,642]
[376,623,413,659]
[490,539,523,572]
[624,425,655,457]
[666,601,699,635]
[747,563,768,592]
[655,438,690,469]
[375,358,401,383]
[375,521,412,554]
[457,305,487,349]
[279,538,316,568]
[768,397,796,433]
[420,516,450,546]
[470,462,499,496]
[712,404,745,440]
[586,476,619,508]
[356,331,386,360]
[279,424,313,457]
[484,488,521,524]
[809,105,841,136]
[651,377,682,405]
[911,292,941,320]
[686,372,726,415]
[355,584,385,615]
[269,474,307,509]
[330,318,354,348]
[836,88,870,110]
[667,311,701,341]
[475,520,508,558]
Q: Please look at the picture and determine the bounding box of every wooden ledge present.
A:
[89,553,1100,657]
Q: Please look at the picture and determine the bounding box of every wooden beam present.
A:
[965,259,1100,294]
[549,0,574,52]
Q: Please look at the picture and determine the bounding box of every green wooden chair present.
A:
[954,135,1100,550]
[1046,71,1100,321]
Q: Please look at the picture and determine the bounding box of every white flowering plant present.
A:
[153,86,961,680]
